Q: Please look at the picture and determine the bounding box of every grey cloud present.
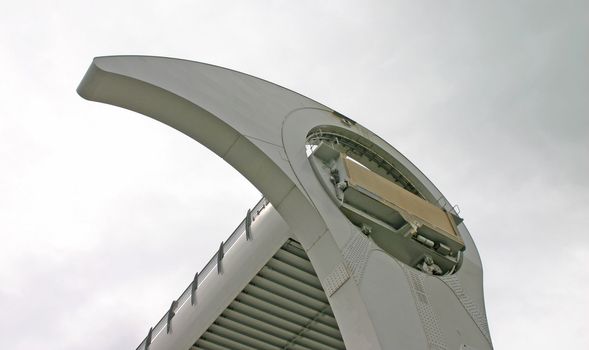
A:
[0,1,587,349]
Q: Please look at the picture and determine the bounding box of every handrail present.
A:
[136,197,270,350]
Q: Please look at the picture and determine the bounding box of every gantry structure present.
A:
[78,56,493,350]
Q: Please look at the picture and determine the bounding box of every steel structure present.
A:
[78,56,493,350]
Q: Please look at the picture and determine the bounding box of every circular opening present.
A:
[306,125,463,275]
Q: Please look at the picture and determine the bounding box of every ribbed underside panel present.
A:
[191,240,346,350]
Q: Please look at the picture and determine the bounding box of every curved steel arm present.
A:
[78,56,492,350]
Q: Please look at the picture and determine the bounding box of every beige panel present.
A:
[343,158,462,244]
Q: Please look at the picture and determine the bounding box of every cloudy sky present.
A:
[1,1,587,349]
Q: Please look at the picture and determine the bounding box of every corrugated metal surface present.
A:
[137,198,273,350]
[191,240,346,350]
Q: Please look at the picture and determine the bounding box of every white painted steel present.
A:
[78,56,493,350]
[194,239,346,350]
[138,201,291,350]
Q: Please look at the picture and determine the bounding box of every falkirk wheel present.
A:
[78,56,493,350]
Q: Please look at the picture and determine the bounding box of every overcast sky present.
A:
[1,1,587,349]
